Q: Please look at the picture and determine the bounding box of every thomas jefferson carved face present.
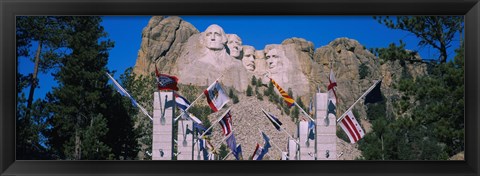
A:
[227,34,242,58]
[242,46,255,71]
[203,24,227,50]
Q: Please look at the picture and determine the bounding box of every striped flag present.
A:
[270,78,295,107]
[339,110,365,143]
[251,143,265,160]
[204,81,229,112]
[218,110,233,136]
[174,93,190,111]
[261,132,271,155]
[261,109,283,131]
[233,144,243,160]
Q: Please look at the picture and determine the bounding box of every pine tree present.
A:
[45,17,138,160]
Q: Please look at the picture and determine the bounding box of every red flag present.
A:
[155,64,179,91]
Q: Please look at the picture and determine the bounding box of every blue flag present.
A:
[308,121,315,140]
[260,132,271,156]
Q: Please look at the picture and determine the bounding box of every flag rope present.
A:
[336,79,382,123]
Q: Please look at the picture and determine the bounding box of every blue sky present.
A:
[18,16,463,102]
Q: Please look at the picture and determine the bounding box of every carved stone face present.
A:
[242,46,255,71]
[266,48,281,70]
[227,34,242,58]
[203,24,227,50]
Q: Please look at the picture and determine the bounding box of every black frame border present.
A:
[1,0,479,176]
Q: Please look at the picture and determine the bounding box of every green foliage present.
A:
[336,128,350,143]
[371,40,417,62]
[251,76,257,86]
[359,44,464,160]
[256,78,263,87]
[228,88,239,104]
[246,85,253,96]
[218,144,229,160]
[44,17,139,160]
[359,63,370,79]
[373,16,463,63]
[256,92,264,101]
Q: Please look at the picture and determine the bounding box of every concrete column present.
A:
[316,93,337,160]
[176,119,193,160]
[152,92,174,160]
[287,139,298,160]
[299,120,315,160]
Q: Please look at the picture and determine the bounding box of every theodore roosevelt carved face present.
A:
[226,34,242,58]
[242,45,255,71]
[202,24,227,50]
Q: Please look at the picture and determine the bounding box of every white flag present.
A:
[204,81,229,112]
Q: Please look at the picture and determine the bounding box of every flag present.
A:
[218,110,233,136]
[270,78,295,107]
[251,143,264,160]
[261,109,283,131]
[193,123,211,135]
[327,99,336,116]
[261,132,271,154]
[308,97,314,116]
[183,112,203,125]
[174,93,190,111]
[339,110,365,143]
[364,80,383,104]
[106,73,152,120]
[200,136,215,160]
[204,81,229,112]
[155,64,179,91]
[308,120,315,140]
[233,144,243,160]
[226,134,238,159]
[328,69,337,100]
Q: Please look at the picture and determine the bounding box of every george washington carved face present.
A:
[202,24,227,50]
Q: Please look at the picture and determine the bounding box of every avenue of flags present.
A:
[141,60,384,160]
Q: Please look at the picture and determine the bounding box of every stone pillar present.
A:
[316,93,337,160]
[176,119,193,160]
[152,92,174,160]
[299,120,315,160]
[287,139,298,160]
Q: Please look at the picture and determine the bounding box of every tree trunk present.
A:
[440,44,447,63]
[26,40,43,118]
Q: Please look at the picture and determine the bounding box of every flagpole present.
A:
[196,107,232,142]
[174,74,226,122]
[213,129,236,149]
[261,108,300,145]
[336,79,381,123]
[106,73,153,121]
[294,102,316,123]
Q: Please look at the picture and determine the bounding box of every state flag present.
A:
[364,80,383,104]
[218,110,233,136]
[270,78,295,107]
[155,64,179,91]
[204,81,229,112]
[261,109,283,131]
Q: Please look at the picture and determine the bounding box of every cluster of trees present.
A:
[358,16,464,160]
[17,16,140,160]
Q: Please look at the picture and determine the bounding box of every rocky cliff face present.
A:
[132,16,428,160]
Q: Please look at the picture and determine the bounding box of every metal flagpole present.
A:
[336,79,381,124]
[105,72,153,120]
[194,107,232,144]
[261,108,300,145]
[294,102,316,123]
[174,74,225,122]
